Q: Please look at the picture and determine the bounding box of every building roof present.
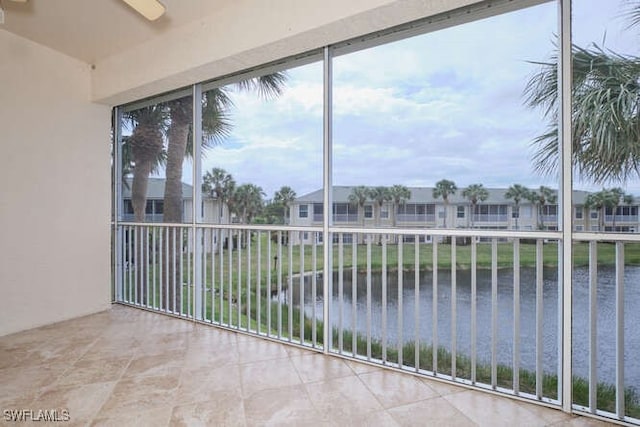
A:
[122,178,193,200]
[295,186,592,205]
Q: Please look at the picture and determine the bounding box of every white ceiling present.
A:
[0,0,224,64]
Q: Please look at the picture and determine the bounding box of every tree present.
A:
[348,186,370,228]
[462,184,489,228]
[504,184,531,230]
[432,179,457,228]
[124,106,166,222]
[273,186,297,225]
[524,3,640,183]
[585,190,611,231]
[367,186,390,227]
[389,185,412,227]
[202,167,235,222]
[527,185,557,230]
[607,187,634,230]
[233,184,265,224]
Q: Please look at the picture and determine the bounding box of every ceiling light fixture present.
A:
[121,0,165,21]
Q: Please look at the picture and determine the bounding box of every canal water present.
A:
[294,266,640,390]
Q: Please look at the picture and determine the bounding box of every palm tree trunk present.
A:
[162,111,190,313]
[131,158,153,305]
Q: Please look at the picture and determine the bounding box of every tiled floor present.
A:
[0,306,614,426]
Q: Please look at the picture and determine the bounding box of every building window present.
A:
[380,205,389,219]
[512,206,519,218]
[590,210,598,219]
[457,206,465,218]
[124,200,134,215]
[575,225,584,231]
[575,207,583,219]
[364,204,373,219]
[299,204,308,218]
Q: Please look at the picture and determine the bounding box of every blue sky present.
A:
[200,0,639,199]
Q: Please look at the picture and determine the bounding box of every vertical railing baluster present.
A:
[300,235,305,345]
[228,229,233,327]
[432,238,438,374]
[247,230,252,332]
[257,231,262,335]
[288,231,294,341]
[267,232,272,336]
[451,237,457,379]
[134,226,138,304]
[145,226,150,308]
[238,230,242,329]
[382,236,387,364]
[352,237,357,356]
[127,226,132,303]
[471,236,477,384]
[589,240,598,412]
[615,241,625,418]
[513,238,520,394]
[152,227,156,309]
[277,231,283,340]
[536,239,543,399]
[415,235,420,372]
[366,235,372,361]
[170,227,175,314]
[398,236,404,368]
[186,228,191,317]
[338,233,344,353]
[491,237,498,389]
[219,230,224,325]
[210,229,215,323]
[312,234,317,347]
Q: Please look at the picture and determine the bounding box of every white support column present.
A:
[114,107,124,303]
[193,83,204,320]
[558,0,573,413]
[322,46,333,353]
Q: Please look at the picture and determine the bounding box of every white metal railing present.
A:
[115,223,639,424]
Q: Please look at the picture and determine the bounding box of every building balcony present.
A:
[0,304,610,426]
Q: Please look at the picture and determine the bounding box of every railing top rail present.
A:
[573,232,640,242]
[117,221,324,233]
[329,226,561,240]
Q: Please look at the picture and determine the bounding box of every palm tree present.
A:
[233,184,265,224]
[367,186,390,227]
[124,106,166,222]
[524,2,640,183]
[202,167,235,221]
[585,190,610,231]
[462,184,489,228]
[163,73,287,223]
[528,185,557,230]
[273,186,297,224]
[348,186,370,228]
[504,184,530,230]
[432,179,457,228]
[389,185,412,227]
[608,187,634,230]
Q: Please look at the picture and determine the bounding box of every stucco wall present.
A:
[0,30,111,336]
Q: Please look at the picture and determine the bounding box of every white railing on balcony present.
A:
[115,223,640,424]
[472,214,509,222]
[396,214,436,223]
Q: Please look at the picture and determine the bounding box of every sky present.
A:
[192,0,640,199]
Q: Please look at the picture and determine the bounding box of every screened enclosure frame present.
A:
[111,0,640,423]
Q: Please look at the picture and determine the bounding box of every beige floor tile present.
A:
[31,381,115,424]
[236,339,290,364]
[55,357,131,387]
[421,376,469,396]
[359,369,439,409]
[176,365,243,406]
[290,353,355,383]
[122,350,185,378]
[240,358,303,397]
[91,406,173,427]
[551,415,618,427]
[345,359,383,375]
[388,397,476,427]
[170,399,246,427]
[444,390,550,427]
[305,375,384,420]
[95,372,179,418]
[244,384,327,426]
